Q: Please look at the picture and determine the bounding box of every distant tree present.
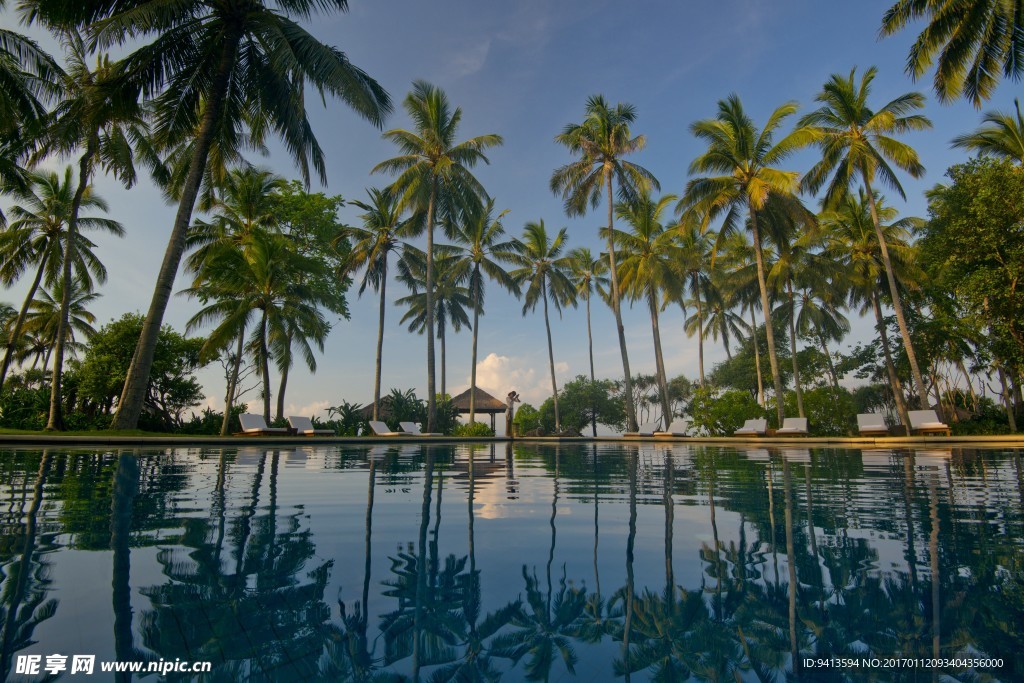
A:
[538,375,624,435]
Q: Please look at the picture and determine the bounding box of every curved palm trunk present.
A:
[373,262,387,421]
[424,181,438,432]
[750,306,764,406]
[864,179,929,409]
[220,326,245,436]
[648,289,672,430]
[542,280,560,431]
[787,279,805,418]
[694,275,706,388]
[0,252,49,391]
[47,142,96,430]
[275,332,292,422]
[586,293,596,437]
[750,210,785,424]
[872,290,911,429]
[259,310,271,423]
[112,29,243,430]
[818,330,839,389]
[606,173,638,432]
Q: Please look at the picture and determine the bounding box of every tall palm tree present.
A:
[800,67,933,409]
[674,211,716,387]
[396,249,473,400]
[551,95,659,432]
[30,30,158,429]
[951,99,1024,163]
[508,221,575,433]
[340,186,413,421]
[23,278,99,370]
[0,168,122,391]
[881,0,1024,106]
[67,0,394,430]
[567,248,609,437]
[820,189,923,426]
[448,199,520,422]
[682,95,816,423]
[372,81,502,431]
[611,192,680,430]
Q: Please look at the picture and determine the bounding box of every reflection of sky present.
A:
[0,2,1009,415]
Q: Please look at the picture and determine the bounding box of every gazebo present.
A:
[450,387,507,433]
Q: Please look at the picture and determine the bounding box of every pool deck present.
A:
[1,433,1023,448]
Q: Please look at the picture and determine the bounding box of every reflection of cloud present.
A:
[450,352,570,406]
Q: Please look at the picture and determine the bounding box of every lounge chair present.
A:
[908,410,951,436]
[399,421,442,436]
[623,422,659,437]
[733,418,767,437]
[369,420,406,437]
[236,413,290,436]
[654,419,690,437]
[288,415,335,436]
[775,417,808,436]
[857,413,891,436]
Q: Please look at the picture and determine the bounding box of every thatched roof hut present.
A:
[450,387,507,432]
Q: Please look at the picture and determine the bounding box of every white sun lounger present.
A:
[908,410,951,436]
[288,415,334,436]
[733,418,767,436]
[399,421,442,436]
[775,417,808,436]
[857,413,890,436]
[369,420,406,437]
[654,419,690,437]
[623,422,659,437]
[237,413,289,436]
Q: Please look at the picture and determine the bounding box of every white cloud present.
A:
[450,40,491,78]
[451,352,573,406]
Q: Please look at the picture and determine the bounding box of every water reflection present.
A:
[0,444,1021,681]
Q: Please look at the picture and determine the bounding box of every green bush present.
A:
[453,421,494,437]
[513,404,541,435]
[687,387,766,436]
[326,401,368,436]
[784,386,856,436]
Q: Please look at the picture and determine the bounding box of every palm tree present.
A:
[340,187,413,421]
[396,249,473,400]
[551,95,659,432]
[70,0,393,430]
[800,67,933,409]
[0,168,122,391]
[820,189,923,427]
[29,30,158,429]
[674,210,716,387]
[951,99,1024,163]
[448,199,520,423]
[611,192,680,430]
[682,94,816,424]
[22,278,99,370]
[881,0,1024,106]
[567,248,609,437]
[372,81,502,432]
[508,221,576,433]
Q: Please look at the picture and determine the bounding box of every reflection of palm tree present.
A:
[111,452,143,680]
[0,451,57,681]
[783,459,800,673]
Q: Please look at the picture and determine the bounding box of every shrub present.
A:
[687,387,766,436]
[453,422,494,437]
[784,387,856,436]
[513,404,541,435]
[326,401,368,436]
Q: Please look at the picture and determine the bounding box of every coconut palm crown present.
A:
[951,99,1024,164]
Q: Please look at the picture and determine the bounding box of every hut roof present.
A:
[450,387,505,414]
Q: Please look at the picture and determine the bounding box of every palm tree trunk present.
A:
[751,306,764,405]
[111,29,243,430]
[956,358,978,412]
[439,320,447,399]
[220,326,245,436]
[864,178,929,409]
[787,279,804,418]
[606,173,637,432]
[586,292,596,437]
[0,253,49,391]
[542,279,560,432]
[648,290,672,430]
[470,269,480,423]
[47,143,96,430]
[260,310,271,423]
[373,262,387,422]
[424,180,438,432]
[872,290,911,429]
[819,330,839,389]
[997,363,1018,432]
[276,354,290,422]
[694,275,706,388]
[750,209,785,424]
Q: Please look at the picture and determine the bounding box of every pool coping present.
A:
[1,434,1023,447]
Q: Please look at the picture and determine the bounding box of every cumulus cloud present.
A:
[451,353,571,406]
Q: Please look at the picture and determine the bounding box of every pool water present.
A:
[0,443,1021,681]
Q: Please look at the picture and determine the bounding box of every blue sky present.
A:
[1,0,1012,419]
